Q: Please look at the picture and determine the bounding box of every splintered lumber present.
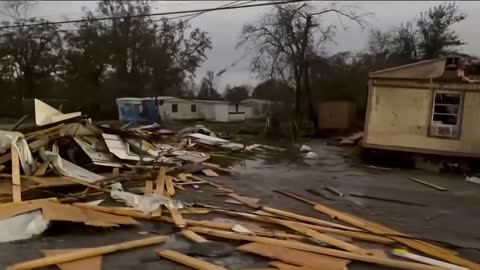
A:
[184,219,306,241]
[269,261,315,270]
[218,209,393,245]
[274,219,367,254]
[165,176,175,196]
[157,250,228,270]
[144,181,153,195]
[190,227,446,270]
[392,249,468,270]
[202,162,236,175]
[408,177,447,192]
[241,243,350,269]
[261,206,359,231]
[169,208,187,228]
[228,193,261,209]
[181,230,209,243]
[62,177,108,192]
[202,168,219,177]
[7,236,166,270]
[33,161,50,176]
[311,203,480,270]
[11,148,21,202]
[42,249,102,270]
[155,167,167,195]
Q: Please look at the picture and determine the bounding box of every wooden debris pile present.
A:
[1,100,478,270]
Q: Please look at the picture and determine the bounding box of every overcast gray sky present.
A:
[11,1,480,92]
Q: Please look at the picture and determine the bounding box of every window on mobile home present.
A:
[429,91,462,138]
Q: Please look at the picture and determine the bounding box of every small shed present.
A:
[317,101,356,131]
[116,97,160,124]
[363,57,480,157]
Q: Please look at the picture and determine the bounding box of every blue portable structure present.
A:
[116,97,161,124]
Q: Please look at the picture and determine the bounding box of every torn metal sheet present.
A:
[102,134,155,162]
[186,133,229,145]
[110,183,188,216]
[0,210,50,243]
[186,133,244,151]
[73,136,123,168]
[466,176,480,184]
[35,99,82,126]
[178,125,216,138]
[40,149,104,183]
[0,131,36,175]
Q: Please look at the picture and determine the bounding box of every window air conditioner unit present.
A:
[430,124,457,137]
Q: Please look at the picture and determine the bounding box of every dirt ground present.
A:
[1,140,480,269]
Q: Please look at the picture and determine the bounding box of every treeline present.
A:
[0,1,470,122]
[238,1,469,130]
[0,0,212,117]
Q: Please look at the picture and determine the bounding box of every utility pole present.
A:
[300,14,318,132]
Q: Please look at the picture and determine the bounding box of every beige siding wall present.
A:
[365,84,480,154]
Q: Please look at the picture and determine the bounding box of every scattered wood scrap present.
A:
[157,249,228,270]
[408,177,447,192]
[239,242,350,270]
[202,168,219,177]
[191,227,445,270]
[42,249,102,270]
[7,236,166,270]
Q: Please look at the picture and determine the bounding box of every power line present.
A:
[162,0,243,22]
[0,0,304,30]
[56,1,257,33]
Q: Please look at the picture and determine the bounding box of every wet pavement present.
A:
[1,140,480,269]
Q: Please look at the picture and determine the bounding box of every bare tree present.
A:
[238,3,364,130]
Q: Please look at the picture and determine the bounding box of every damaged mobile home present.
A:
[363,56,480,158]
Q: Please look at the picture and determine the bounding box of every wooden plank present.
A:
[262,206,360,231]
[144,181,153,195]
[218,209,393,244]
[408,177,447,191]
[7,236,166,270]
[185,219,306,241]
[190,228,446,270]
[274,190,317,205]
[169,208,187,228]
[275,219,367,254]
[202,162,236,175]
[62,177,108,192]
[201,169,219,177]
[155,167,167,195]
[312,203,480,270]
[42,249,102,270]
[165,176,175,196]
[157,250,228,270]
[269,261,316,270]
[33,161,50,176]
[392,249,468,270]
[181,230,209,243]
[11,148,21,202]
[228,193,260,209]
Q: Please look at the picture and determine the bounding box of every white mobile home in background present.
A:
[157,97,253,122]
